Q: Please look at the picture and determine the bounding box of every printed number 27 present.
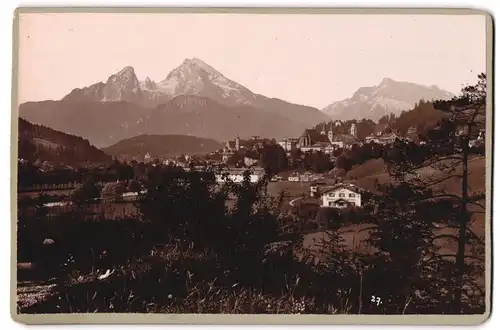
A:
[371,296,382,306]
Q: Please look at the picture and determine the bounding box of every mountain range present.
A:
[19,57,455,148]
[20,58,329,147]
[321,77,454,121]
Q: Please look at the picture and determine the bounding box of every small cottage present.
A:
[244,156,259,167]
[215,167,265,183]
[278,137,299,151]
[319,183,364,208]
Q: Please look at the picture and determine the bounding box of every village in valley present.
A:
[128,114,484,214]
[123,121,402,209]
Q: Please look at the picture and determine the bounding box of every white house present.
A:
[323,145,336,154]
[377,132,400,145]
[278,137,299,151]
[215,167,265,183]
[365,134,379,144]
[320,183,364,208]
[244,157,259,167]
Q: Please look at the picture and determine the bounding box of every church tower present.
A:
[235,135,240,150]
[327,122,334,143]
[350,123,357,138]
[320,122,326,135]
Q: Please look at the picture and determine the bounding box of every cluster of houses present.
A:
[182,165,366,210]
[142,122,485,168]
[134,121,486,208]
[279,122,360,154]
[220,135,264,164]
[286,172,323,183]
[218,123,371,166]
[278,122,411,155]
[149,121,417,169]
[19,158,77,173]
[214,167,265,183]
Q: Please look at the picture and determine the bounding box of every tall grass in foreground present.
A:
[21,243,353,314]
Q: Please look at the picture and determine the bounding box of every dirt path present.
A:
[17,280,58,311]
[16,262,60,312]
[289,197,303,206]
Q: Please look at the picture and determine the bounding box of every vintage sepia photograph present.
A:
[12,9,491,322]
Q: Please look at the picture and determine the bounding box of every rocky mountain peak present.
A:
[185,57,219,74]
[107,66,139,86]
[379,77,395,85]
[322,78,455,121]
[58,57,328,128]
[163,58,219,82]
[117,66,135,75]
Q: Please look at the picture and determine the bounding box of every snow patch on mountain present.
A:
[150,57,257,106]
[370,98,412,111]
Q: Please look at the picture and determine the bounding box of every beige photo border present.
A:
[10,7,494,325]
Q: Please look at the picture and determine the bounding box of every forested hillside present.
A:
[18,118,112,166]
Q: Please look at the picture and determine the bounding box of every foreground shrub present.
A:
[21,244,349,314]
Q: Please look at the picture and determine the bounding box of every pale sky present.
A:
[18,13,487,108]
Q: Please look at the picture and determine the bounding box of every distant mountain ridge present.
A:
[322,78,455,121]
[19,95,307,148]
[103,134,224,160]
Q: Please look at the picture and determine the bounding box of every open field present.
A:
[302,224,374,255]
[41,202,140,220]
[345,155,486,195]
[346,155,486,238]
[303,222,483,259]
[266,181,311,210]
[267,181,311,197]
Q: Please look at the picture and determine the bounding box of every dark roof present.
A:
[302,129,331,144]
[374,123,389,135]
[332,134,359,144]
[218,167,265,176]
[319,183,367,195]
[310,142,331,148]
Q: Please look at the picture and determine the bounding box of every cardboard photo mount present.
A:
[10,7,493,325]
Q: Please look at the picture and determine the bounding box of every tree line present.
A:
[18,118,112,166]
